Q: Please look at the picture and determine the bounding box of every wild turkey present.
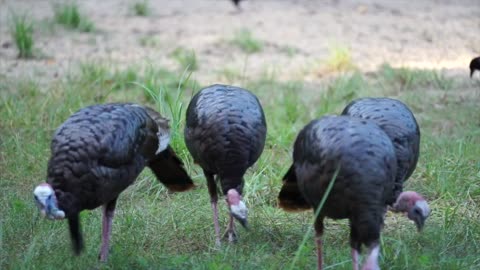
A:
[470,56,480,77]
[278,115,430,270]
[231,0,243,10]
[341,97,426,211]
[33,103,194,262]
[184,84,267,245]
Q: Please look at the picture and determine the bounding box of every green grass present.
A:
[320,45,356,75]
[171,47,199,72]
[231,29,263,54]
[53,2,95,32]
[133,0,150,16]
[279,45,300,57]
[139,35,160,47]
[75,61,200,105]
[216,67,244,84]
[379,63,454,91]
[9,12,34,58]
[1,62,479,269]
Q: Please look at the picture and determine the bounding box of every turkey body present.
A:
[280,115,397,270]
[294,116,397,221]
[38,103,194,261]
[341,97,420,204]
[185,84,266,244]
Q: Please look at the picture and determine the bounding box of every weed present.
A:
[53,2,95,32]
[279,45,299,57]
[9,12,34,58]
[133,1,150,16]
[139,36,160,47]
[216,67,243,83]
[379,63,454,91]
[314,72,365,116]
[231,29,263,53]
[171,47,199,71]
[324,44,356,73]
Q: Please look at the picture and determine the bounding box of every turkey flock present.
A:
[33,83,432,269]
[21,0,479,263]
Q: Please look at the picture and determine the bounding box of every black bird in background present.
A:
[470,56,480,77]
[232,0,241,6]
[184,84,267,245]
[33,103,194,261]
[231,0,244,11]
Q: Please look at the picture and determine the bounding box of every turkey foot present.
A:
[223,215,237,243]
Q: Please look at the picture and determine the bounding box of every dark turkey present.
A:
[184,84,266,245]
[231,0,243,10]
[33,103,194,262]
[279,115,401,270]
[470,56,480,78]
[341,97,422,207]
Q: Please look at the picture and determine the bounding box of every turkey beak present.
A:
[413,213,425,231]
[471,69,474,78]
[46,197,65,220]
[229,200,249,230]
[232,213,249,229]
[409,200,430,232]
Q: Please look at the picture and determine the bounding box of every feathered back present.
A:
[48,103,193,212]
[342,97,420,204]
[291,116,397,215]
[184,84,267,193]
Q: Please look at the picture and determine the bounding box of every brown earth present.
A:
[1,0,479,85]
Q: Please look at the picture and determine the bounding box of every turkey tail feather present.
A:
[148,146,195,192]
[278,165,311,211]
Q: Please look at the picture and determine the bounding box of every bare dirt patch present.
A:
[1,0,479,84]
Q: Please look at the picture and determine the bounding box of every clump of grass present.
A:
[139,36,160,47]
[140,65,200,104]
[379,63,454,91]
[133,0,150,16]
[281,81,304,123]
[231,29,263,53]
[280,45,299,57]
[324,45,356,73]
[76,61,200,105]
[314,72,365,116]
[78,62,145,94]
[9,13,34,58]
[171,47,199,71]
[53,2,94,32]
[216,67,243,83]
[78,61,109,84]
[115,67,139,89]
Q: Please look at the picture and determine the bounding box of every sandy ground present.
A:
[0,0,479,84]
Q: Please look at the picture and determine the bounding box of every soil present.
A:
[1,0,479,84]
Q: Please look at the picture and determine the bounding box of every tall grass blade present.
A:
[289,166,341,270]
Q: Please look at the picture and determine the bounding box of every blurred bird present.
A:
[184,84,266,245]
[469,56,480,78]
[33,103,194,261]
[231,0,244,11]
